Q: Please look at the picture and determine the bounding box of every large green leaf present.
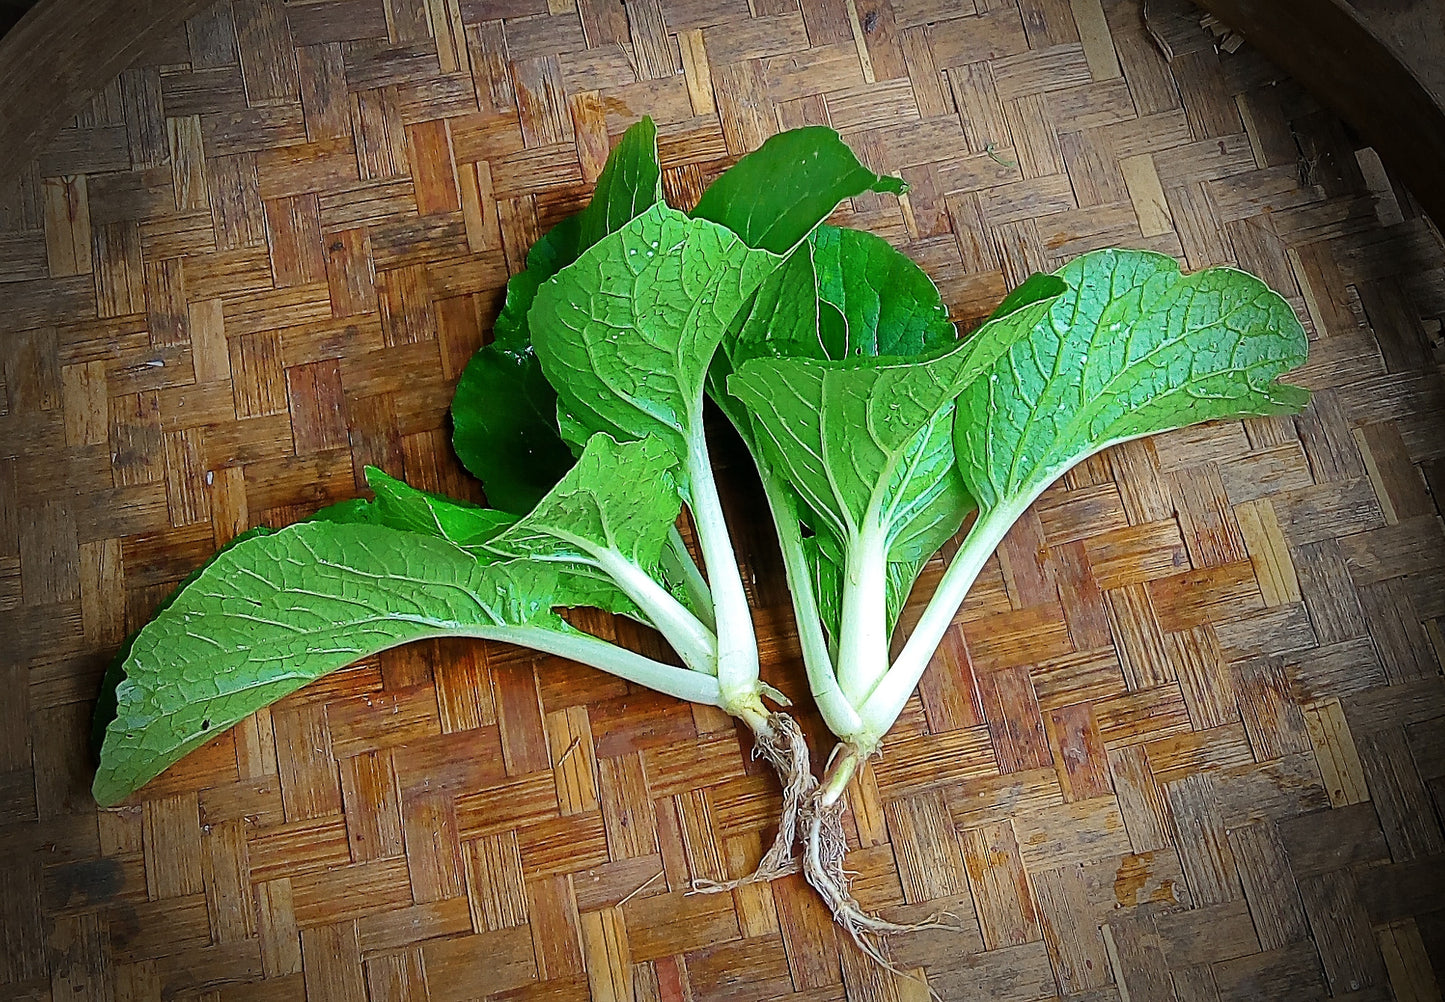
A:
[530,202,778,471]
[810,226,955,358]
[90,526,276,757]
[711,225,961,645]
[860,251,1311,741]
[360,465,649,619]
[691,127,905,254]
[485,434,682,572]
[717,225,955,382]
[728,340,990,550]
[93,522,560,805]
[955,250,1311,514]
[727,291,1061,691]
[491,215,582,350]
[450,338,580,515]
[451,118,662,514]
[485,433,715,673]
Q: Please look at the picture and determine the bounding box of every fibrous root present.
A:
[800,746,960,969]
[692,709,816,891]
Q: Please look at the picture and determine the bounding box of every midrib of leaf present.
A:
[877,418,951,535]
[818,376,861,541]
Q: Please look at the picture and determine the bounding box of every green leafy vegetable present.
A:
[708,222,969,731]
[529,201,777,702]
[90,526,276,758]
[691,127,905,254]
[532,203,777,465]
[576,117,664,251]
[92,521,728,806]
[364,468,518,546]
[815,248,1309,779]
[97,121,903,815]
[759,248,1310,955]
[728,291,1061,724]
[450,339,578,515]
[451,118,663,514]
[92,117,1311,960]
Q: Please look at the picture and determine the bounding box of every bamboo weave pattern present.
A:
[1,0,1444,999]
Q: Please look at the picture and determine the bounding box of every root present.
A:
[801,796,931,950]
[801,748,966,999]
[692,710,815,892]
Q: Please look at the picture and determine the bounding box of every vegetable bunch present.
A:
[93,120,1309,951]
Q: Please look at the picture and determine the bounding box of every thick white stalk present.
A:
[758,465,863,738]
[856,491,1042,740]
[593,549,718,676]
[834,526,891,708]
[684,422,761,709]
[855,438,1149,742]
[472,624,724,706]
[663,524,716,632]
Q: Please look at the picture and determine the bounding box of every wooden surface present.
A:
[1191,0,1445,228]
[0,0,215,186]
[2,1,1445,1000]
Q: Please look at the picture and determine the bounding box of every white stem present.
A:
[594,549,718,677]
[834,526,890,708]
[853,437,1150,743]
[856,495,1033,741]
[663,524,715,632]
[473,624,724,706]
[685,422,761,707]
[758,466,863,738]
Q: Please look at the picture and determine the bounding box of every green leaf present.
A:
[727,333,1011,551]
[711,224,959,648]
[530,202,778,470]
[810,226,955,358]
[955,249,1311,515]
[358,465,647,620]
[728,291,1060,689]
[985,272,1069,324]
[451,117,662,512]
[492,215,582,350]
[864,250,1311,742]
[691,127,905,254]
[93,522,560,805]
[485,432,716,673]
[577,116,663,251]
[719,225,954,376]
[364,467,517,546]
[90,526,277,758]
[308,498,378,524]
[485,434,683,572]
[450,341,579,514]
[724,239,827,371]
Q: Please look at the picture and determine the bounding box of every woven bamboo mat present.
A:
[2,0,1445,999]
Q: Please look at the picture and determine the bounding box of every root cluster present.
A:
[800,795,928,946]
[692,710,816,891]
[694,722,953,998]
